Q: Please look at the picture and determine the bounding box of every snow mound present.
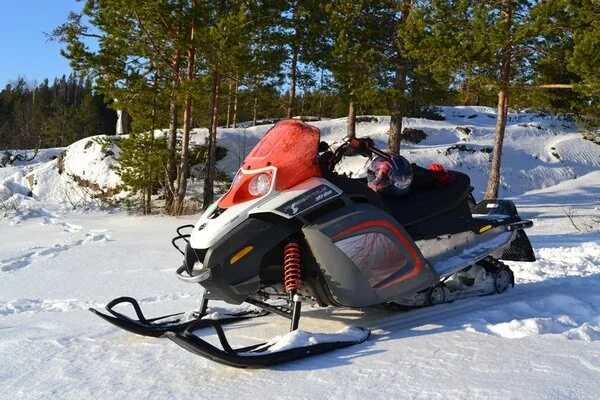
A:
[255,326,370,353]
[1,136,122,219]
[28,136,121,203]
[484,316,600,341]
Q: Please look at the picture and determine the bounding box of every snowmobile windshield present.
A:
[218,120,322,208]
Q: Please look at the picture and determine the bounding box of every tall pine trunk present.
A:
[232,79,238,128]
[165,54,180,214]
[388,1,411,155]
[485,7,513,200]
[286,45,298,118]
[347,100,356,139]
[165,97,178,213]
[203,70,221,207]
[174,30,195,215]
[225,80,233,128]
[252,96,258,126]
[389,66,407,155]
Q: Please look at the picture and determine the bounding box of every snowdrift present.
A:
[0,136,121,215]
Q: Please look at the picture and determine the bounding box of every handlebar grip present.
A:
[348,138,361,148]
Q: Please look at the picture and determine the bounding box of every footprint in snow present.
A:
[0,230,111,272]
[59,222,84,232]
[0,298,99,317]
[40,217,84,233]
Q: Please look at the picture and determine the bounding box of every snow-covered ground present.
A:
[1,107,599,399]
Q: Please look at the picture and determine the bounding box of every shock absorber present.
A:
[283,242,302,331]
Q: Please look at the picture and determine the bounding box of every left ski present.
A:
[166,318,371,368]
[89,296,268,338]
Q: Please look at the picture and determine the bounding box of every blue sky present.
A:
[0,1,84,87]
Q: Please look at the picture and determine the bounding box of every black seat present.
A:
[383,171,471,226]
[326,169,471,222]
[325,174,389,210]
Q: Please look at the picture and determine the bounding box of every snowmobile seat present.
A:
[382,170,472,228]
[324,170,472,239]
[325,173,389,210]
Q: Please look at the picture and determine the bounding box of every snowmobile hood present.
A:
[190,177,343,249]
[218,120,321,209]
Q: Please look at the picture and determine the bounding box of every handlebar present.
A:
[323,137,390,173]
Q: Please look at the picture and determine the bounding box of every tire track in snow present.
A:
[363,277,600,343]
[0,230,111,272]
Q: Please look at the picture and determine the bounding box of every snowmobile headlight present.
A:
[248,173,271,197]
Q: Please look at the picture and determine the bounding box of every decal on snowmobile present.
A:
[275,184,340,217]
[332,219,424,287]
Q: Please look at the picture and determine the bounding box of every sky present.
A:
[0,1,84,87]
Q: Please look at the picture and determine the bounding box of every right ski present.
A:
[166,319,371,368]
[89,296,268,338]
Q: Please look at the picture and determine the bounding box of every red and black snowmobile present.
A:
[91,120,535,368]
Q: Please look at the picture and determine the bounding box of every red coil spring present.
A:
[283,242,302,292]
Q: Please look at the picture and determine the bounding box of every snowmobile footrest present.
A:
[89,296,268,338]
[167,319,371,368]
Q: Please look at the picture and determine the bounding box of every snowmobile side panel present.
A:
[303,203,438,307]
[251,177,343,219]
[190,217,297,304]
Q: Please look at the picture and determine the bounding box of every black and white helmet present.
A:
[367,154,413,196]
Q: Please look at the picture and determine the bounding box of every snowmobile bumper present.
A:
[471,199,536,262]
[184,217,297,305]
[166,319,371,368]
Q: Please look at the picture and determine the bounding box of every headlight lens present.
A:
[248,173,271,196]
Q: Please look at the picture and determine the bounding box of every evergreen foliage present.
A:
[0,75,116,150]
[1,0,598,213]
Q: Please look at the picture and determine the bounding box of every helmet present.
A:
[367,155,413,196]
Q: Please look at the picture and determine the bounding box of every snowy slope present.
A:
[3,106,599,219]
[0,107,599,399]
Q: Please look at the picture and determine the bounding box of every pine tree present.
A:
[199,0,285,206]
[324,0,394,138]
[412,1,541,199]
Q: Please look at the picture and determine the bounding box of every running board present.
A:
[418,229,513,278]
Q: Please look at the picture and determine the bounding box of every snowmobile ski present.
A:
[166,318,371,368]
[89,296,268,338]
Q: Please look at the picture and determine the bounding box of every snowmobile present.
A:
[91,120,536,368]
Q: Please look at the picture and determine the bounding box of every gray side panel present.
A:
[304,228,381,306]
[303,203,438,307]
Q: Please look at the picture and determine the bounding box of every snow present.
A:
[252,326,370,354]
[1,107,599,399]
